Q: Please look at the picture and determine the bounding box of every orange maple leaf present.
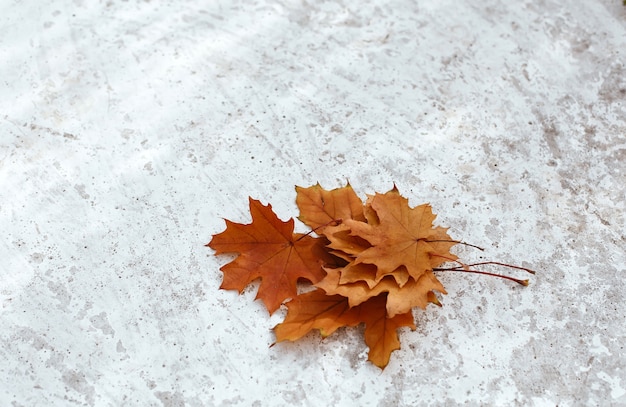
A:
[274,289,416,368]
[343,187,458,282]
[358,294,416,368]
[315,266,446,317]
[295,182,366,231]
[207,198,331,314]
[273,288,361,340]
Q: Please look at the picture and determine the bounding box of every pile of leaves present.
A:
[207,183,534,368]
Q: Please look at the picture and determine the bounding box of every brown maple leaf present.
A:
[357,294,416,368]
[273,289,416,368]
[207,198,331,314]
[273,288,361,340]
[324,223,372,258]
[315,266,445,317]
[295,182,366,232]
[296,183,378,265]
[344,187,458,282]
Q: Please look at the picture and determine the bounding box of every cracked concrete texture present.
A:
[1,0,625,405]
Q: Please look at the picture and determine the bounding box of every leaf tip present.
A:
[427,291,443,307]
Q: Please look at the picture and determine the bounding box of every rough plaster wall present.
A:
[1,0,625,405]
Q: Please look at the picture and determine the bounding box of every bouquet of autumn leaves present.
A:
[207,184,534,368]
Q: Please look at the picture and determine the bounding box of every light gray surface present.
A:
[1,1,625,405]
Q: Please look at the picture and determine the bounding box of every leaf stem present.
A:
[430,253,467,269]
[424,239,485,251]
[431,255,535,286]
[461,261,536,275]
[296,219,342,241]
[433,267,529,286]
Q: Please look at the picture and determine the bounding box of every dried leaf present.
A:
[273,289,360,341]
[207,198,330,314]
[357,294,416,369]
[316,266,446,317]
[296,183,365,231]
[344,187,457,281]
[274,289,416,369]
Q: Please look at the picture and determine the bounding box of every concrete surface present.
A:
[1,0,625,405]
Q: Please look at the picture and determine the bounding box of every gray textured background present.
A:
[1,0,625,405]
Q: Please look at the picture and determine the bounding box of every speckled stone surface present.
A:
[1,1,625,405]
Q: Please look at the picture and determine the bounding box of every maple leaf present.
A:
[295,182,366,231]
[207,198,331,314]
[273,288,361,341]
[343,187,458,282]
[324,223,372,258]
[357,294,416,368]
[274,289,416,368]
[316,266,446,317]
